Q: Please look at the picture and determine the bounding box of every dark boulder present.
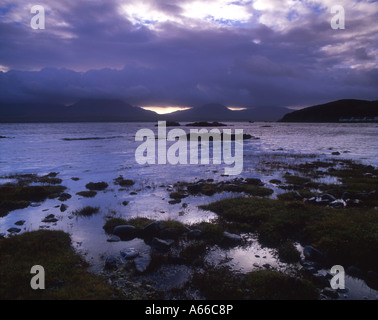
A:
[104,256,118,270]
[151,237,174,252]
[107,235,121,243]
[120,248,139,260]
[142,221,163,239]
[42,214,58,223]
[113,225,137,241]
[7,227,21,233]
[321,194,336,202]
[58,193,72,202]
[134,254,151,273]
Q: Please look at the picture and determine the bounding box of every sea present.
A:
[0,122,377,300]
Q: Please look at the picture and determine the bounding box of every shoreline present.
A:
[1,155,377,300]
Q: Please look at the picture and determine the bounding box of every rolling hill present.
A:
[279,99,378,123]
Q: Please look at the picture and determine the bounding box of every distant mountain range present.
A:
[1,98,377,123]
[279,99,378,123]
[0,99,158,122]
[0,100,290,123]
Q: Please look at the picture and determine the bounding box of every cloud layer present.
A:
[0,0,377,108]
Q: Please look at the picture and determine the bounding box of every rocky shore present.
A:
[1,157,377,300]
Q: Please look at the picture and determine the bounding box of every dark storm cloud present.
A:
[0,0,377,108]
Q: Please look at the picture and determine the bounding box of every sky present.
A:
[0,0,377,111]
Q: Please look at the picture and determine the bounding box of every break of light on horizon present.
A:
[141,106,192,114]
[141,106,249,114]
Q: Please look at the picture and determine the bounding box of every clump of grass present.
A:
[38,173,63,185]
[76,191,97,198]
[0,230,116,300]
[200,184,218,196]
[278,241,301,264]
[284,175,311,186]
[169,192,188,200]
[0,200,30,217]
[73,206,100,217]
[113,177,135,187]
[103,217,155,234]
[242,185,274,197]
[126,217,156,229]
[85,182,108,191]
[222,184,274,197]
[304,208,378,271]
[2,173,62,185]
[192,267,318,300]
[201,197,313,246]
[161,220,187,233]
[244,178,264,186]
[0,184,66,217]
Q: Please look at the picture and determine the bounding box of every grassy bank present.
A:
[200,197,378,271]
[0,230,116,300]
[0,173,67,218]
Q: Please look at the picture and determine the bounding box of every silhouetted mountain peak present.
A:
[279,99,378,123]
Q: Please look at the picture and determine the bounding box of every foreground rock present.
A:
[113,225,137,241]
[107,235,121,243]
[142,221,164,239]
[42,214,58,223]
[134,254,152,273]
[120,248,139,260]
[58,193,72,202]
[151,237,174,252]
[104,256,118,270]
[7,227,21,233]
